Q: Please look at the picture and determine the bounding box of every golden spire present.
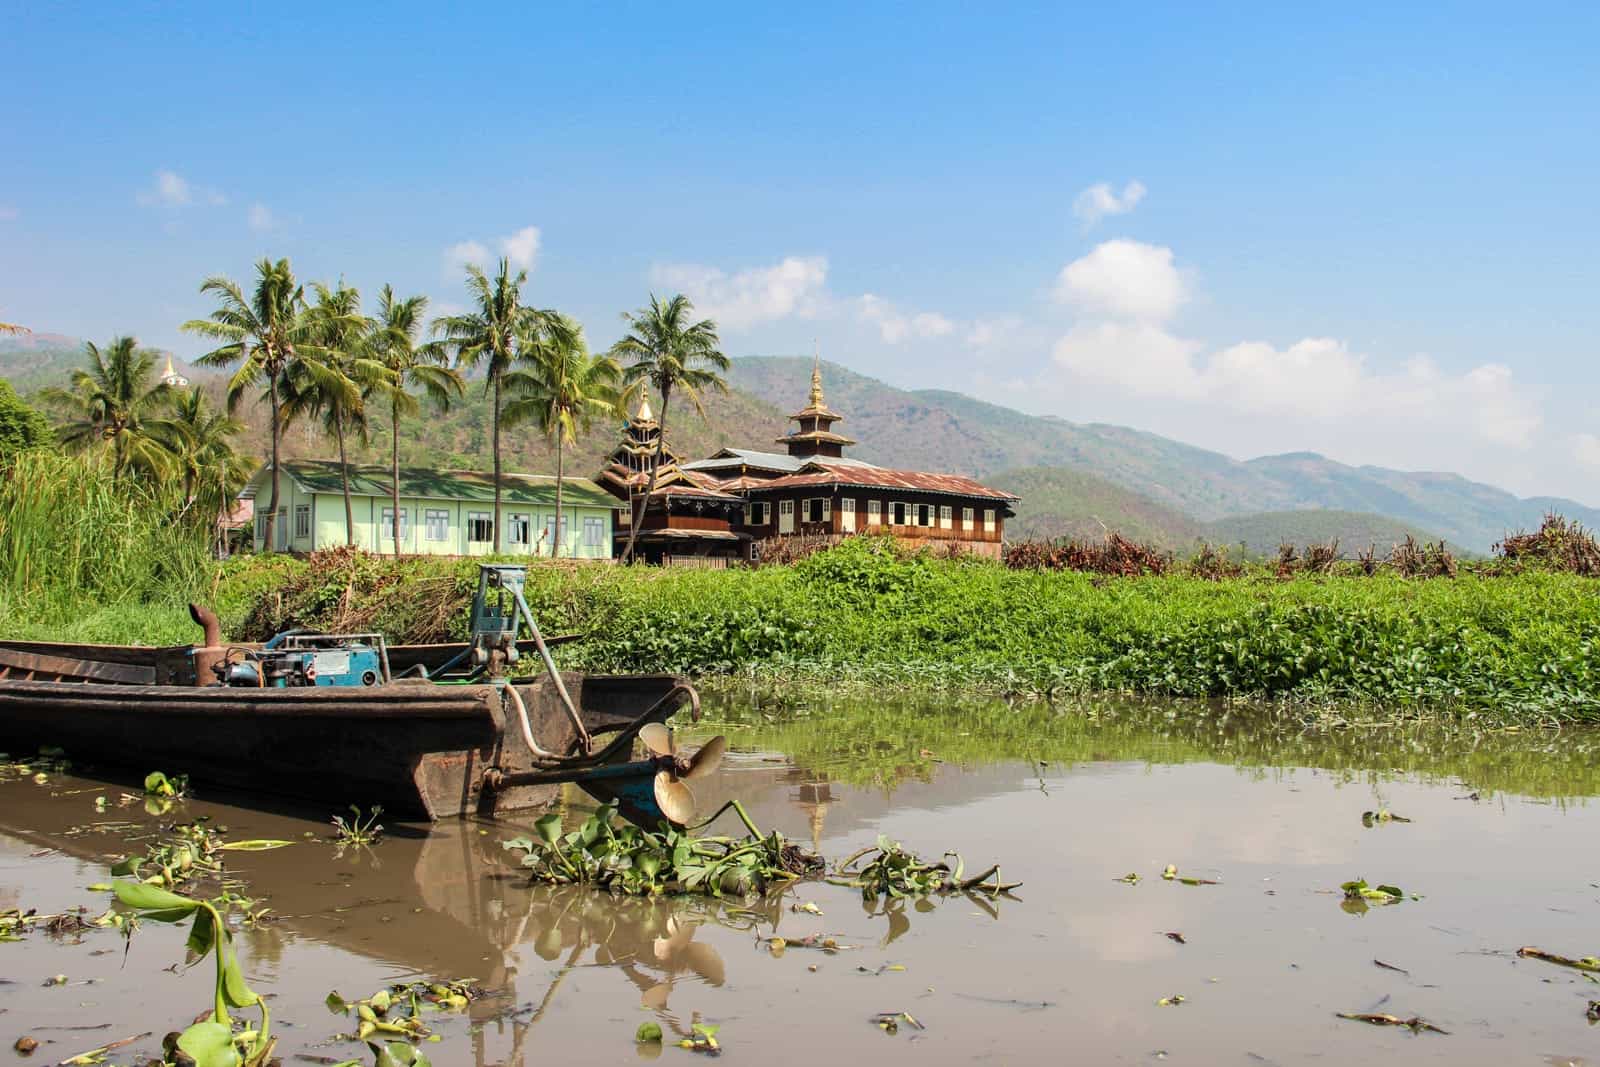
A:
[635,393,655,423]
[808,341,825,410]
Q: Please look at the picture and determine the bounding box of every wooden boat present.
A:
[0,565,718,826]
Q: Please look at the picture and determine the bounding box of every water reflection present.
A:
[1,689,1598,1065]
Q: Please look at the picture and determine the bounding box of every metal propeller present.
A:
[639,724,728,826]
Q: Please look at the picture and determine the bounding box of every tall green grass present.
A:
[0,451,219,642]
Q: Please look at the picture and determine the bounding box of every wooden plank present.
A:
[0,648,155,686]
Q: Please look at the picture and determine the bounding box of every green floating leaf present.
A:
[217,839,296,852]
[113,879,200,914]
[175,1020,241,1067]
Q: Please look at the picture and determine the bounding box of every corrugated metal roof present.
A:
[746,462,1019,502]
[248,460,617,508]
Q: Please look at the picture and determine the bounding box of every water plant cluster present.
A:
[503,801,822,897]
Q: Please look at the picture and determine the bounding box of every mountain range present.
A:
[4,338,1591,553]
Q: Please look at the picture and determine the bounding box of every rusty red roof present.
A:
[746,462,1018,501]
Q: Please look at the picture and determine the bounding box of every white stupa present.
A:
[160,354,189,388]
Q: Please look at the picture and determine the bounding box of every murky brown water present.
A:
[2,691,1598,1066]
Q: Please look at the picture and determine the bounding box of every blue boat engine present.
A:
[215,631,390,688]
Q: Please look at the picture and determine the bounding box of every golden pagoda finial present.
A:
[809,341,824,410]
[635,392,655,423]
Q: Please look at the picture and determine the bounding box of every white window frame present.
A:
[542,512,568,554]
[745,500,769,526]
[425,509,449,542]
[778,498,795,534]
[983,508,997,533]
[294,505,311,539]
[466,511,494,544]
[962,506,975,528]
[380,507,410,542]
[507,513,530,546]
[583,516,606,549]
[890,501,908,526]
[939,505,953,530]
[840,497,856,533]
[915,503,933,528]
[255,512,266,545]
[867,500,881,525]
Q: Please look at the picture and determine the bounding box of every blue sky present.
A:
[4,3,1598,500]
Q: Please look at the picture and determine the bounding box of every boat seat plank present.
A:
[0,648,156,686]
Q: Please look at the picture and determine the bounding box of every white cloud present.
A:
[443,240,490,274]
[500,225,541,271]
[967,315,1023,348]
[1073,180,1147,227]
[137,169,226,208]
[856,294,956,344]
[1051,323,1541,447]
[1575,433,1600,470]
[246,203,273,232]
[651,255,829,331]
[441,225,542,276]
[1055,239,1188,322]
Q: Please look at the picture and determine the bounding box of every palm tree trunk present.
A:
[266,368,282,554]
[391,397,402,558]
[554,433,564,559]
[337,415,354,547]
[492,374,503,554]
[621,387,668,565]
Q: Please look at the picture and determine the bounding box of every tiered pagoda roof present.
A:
[776,357,855,457]
[594,395,740,502]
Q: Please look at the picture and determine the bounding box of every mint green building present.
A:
[240,460,617,558]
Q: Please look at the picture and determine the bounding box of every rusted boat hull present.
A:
[0,669,691,820]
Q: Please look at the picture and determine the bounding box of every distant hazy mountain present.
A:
[730,356,1598,552]
[6,338,1589,553]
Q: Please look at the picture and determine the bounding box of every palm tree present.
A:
[0,322,26,335]
[609,294,729,563]
[181,258,334,553]
[159,387,254,554]
[371,286,462,556]
[40,336,176,480]
[504,319,624,557]
[433,258,576,553]
[281,281,381,547]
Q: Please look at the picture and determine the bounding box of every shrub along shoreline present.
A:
[7,535,1594,724]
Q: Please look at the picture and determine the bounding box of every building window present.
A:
[805,498,829,524]
[583,517,606,548]
[467,511,494,544]
[294,505,311,539]
[542,513,568,551]
[745,501,769,526]
[939,505,953,530]
[254,512,265,544]
[425,509,449,542]
[380,507,409,540]
[867,500,882,525]
[779,500,795,516]
[915,503,933,527]
[890,501,908,525]
[507,514,530,545]
[962,506,975,528]
[983,508,996,532]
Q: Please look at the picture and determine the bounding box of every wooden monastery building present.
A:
[595,361,1019,563]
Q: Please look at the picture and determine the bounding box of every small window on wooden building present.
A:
[962,506,975,527]
[867,500,882,525]
[983,509,996,532]
[507,514,530,545]
[425,509,449,541]
[805,498,829,523]
[890,501,908,525]
[915,503,932,527]
[939,505,953,529]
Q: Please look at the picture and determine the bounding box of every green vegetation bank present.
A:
[4,461,1596,724]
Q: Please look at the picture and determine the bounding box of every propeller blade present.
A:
[654,769,697,826]
[639,722,676,758]
[683,735,728,781]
